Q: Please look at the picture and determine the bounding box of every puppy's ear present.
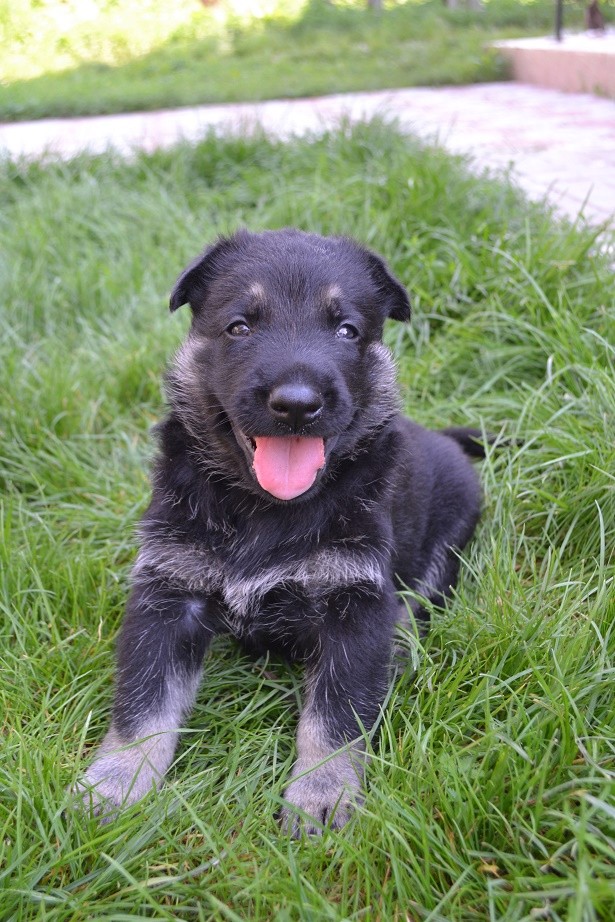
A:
[365,251,411,322]
[169,235,239,313]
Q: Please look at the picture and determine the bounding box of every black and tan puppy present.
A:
[77,229,483,834]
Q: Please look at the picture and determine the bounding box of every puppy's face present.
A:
[168,229,409,501]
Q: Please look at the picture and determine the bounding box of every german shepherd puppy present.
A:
[76,229,483,834]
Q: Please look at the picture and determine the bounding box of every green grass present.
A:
[1,122,614,919]
[0,0,596,122]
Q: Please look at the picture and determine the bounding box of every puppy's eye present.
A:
[226,321,251,338]
[336,323,359,340]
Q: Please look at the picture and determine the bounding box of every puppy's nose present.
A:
[268,383,323,430]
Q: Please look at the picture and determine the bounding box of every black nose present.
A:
[268,383,323,430]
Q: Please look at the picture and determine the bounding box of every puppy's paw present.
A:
[70,751,159,822]
[69,726,172,821]
[280,766,362,837]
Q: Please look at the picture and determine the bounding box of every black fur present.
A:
[77,229,483,833]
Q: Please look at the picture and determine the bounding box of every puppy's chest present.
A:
[136,524,386,632]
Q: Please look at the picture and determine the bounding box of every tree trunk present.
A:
[445,0,484,9]
[586,1,606,31]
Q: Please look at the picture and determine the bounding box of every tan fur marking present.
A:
[134,540,384,618]
[324,283,342,303]
[75,672,201,816]
[249,282,265,300]
[280,710,365,835]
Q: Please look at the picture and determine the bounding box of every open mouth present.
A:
[234,428,327,501]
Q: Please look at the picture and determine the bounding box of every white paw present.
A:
[280,763,362,837]
[71,725,176,821]
[71,752,159,821]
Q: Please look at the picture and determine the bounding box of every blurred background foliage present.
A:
[1,0,607,120]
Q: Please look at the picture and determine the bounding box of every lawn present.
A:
[0,0,595,121]
[1,123,614,919]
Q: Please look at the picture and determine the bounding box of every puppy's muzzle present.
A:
[268,383,323,432]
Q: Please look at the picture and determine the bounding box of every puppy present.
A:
[77,229,483,834]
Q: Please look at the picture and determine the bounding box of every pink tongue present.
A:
[253,436,325,500]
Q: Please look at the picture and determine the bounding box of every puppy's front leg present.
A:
[281,587,396,836]
[75,578,214,819]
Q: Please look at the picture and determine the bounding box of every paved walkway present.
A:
[1,83,613,227]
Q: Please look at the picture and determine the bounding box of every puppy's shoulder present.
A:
[143,414,218,535]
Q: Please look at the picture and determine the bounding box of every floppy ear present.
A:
[364,251,411,322]
[169,235,239,313]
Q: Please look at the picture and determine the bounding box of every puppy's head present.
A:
[167,229,409,502]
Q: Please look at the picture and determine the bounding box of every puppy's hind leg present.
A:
[393,596,426,671]
[394,545,464,663]
[406,543,465,626]
[75,579,214,819]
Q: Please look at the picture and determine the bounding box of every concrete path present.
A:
[1,83,613,227]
